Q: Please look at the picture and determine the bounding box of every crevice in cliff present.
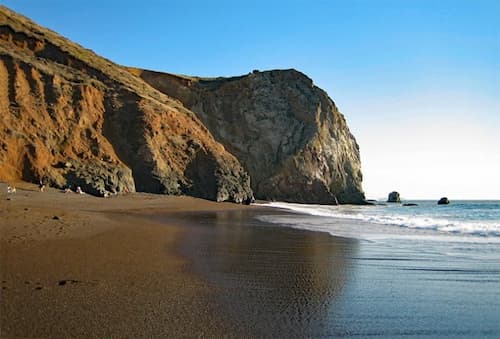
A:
[1,56,19,118]
[41,72,58,121]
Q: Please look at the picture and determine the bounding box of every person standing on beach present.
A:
[39,180,46,192]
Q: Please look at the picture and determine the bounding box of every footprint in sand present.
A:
[1,280,52,291]
[58,279,81,286]
[30,281,43,290]
[58,279,98,287]
[19,281,44,290]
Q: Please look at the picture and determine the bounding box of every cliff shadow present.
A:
[182,149,217,200]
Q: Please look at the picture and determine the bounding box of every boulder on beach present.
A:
[437,197,450,205]
[387,191,401,203]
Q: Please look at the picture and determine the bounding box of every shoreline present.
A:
[1,183,499,337]
[168,208,358,338]
[168,208,500,337]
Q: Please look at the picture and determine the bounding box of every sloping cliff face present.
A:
[0,5,365,204]
[0,6,253,202]
[133,69,365,204]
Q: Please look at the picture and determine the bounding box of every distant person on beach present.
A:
[76,186,85,194]
[7,185,16,193]
[39,180,46,192]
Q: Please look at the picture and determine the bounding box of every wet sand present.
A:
[167,210,358,338]
[162,210,500,338]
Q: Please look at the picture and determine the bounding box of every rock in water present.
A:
[133,69,366,204]
[387,191,401,203]
[437,197,450,205]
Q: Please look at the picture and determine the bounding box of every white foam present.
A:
[258,202,500,242]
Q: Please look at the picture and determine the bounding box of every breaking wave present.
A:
[259,201,500,240]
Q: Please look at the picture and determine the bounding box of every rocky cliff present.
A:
[0,6,252,202]
[132,69,365,204]
[0,5,365,204]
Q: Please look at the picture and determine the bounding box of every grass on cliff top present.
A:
[0,5,182,108]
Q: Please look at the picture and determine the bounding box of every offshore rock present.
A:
[0,6,253,202]
[132,69,366,204]
[437,197,450,205]
[387,191,401,203]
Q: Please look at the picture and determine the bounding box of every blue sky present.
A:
[4,0,499,199]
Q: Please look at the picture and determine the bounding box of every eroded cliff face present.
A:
[0,6,253,202]
[134,69,365,204]
[1,5,365,204]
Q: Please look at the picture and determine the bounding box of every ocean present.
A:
[258,200,500,242]
[171,201,500,337]
[250,200,500,336]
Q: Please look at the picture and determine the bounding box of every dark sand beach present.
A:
[0,183,255,337]
[1,183,499,338]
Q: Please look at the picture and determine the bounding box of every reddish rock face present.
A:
[0,6,253,203]
[0,5,364,204]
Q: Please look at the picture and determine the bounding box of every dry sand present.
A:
[0,182,254,338]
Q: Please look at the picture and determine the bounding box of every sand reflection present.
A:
[177,209,357,337]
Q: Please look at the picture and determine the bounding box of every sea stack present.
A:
[387,191,401,203]
[437,197,450,205]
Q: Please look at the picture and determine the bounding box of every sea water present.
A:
[174,202,500,336]
[256,200,500,336]
[258,200,500,243]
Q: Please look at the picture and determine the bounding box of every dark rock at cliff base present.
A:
[437,197,450,205]
[387,191,401,203]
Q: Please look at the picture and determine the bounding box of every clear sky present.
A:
[4,0,499,199]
